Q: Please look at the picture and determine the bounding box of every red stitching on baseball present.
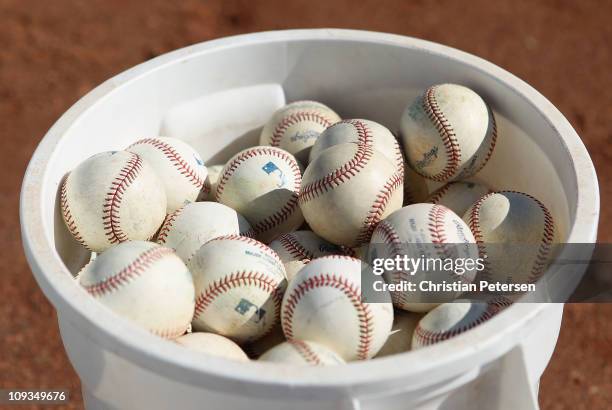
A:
[282,272,373,360]
[472,109,498,175]
[129,138,205,188]
[427,183,454,204]
[203,234,284,266]
[270,111,336,147]
[414,300,507,346]
[151,324,189,339]
[525,194,554,283]
[193,270,284,318]
[299,144,373,203]
[214,147,302,239]
[428,204,450,245]
[355,171,403,246]
[421,85,461,182]
[316,255,360,262]
[60,174,90,250]
[339,246,358,258]
[216,147,301,200]
[372,220,406,306]
[278,233,315,262]
[102,153,143,245]
[156,206,184,245]
[299,120,375,203]
[83,246,175,296]
[289,340,322,365]
[250,194,301,239]
[467,191,555,283]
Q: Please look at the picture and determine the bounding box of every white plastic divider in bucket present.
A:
[20,30,599,410]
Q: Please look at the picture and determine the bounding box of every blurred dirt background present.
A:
[1,0,610,409]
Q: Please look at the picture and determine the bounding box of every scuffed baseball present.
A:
[463,191,555,285]
[127,137,208,213]
[375,310,423,357]
[299,143,403,247]
[427,181,493,216]
[260,101,341,164]
[189,235,287,343]
[156,202,253,263]
[78,241,194,339]
[216,146,304,243]
[60,151,167,252]
[198,164,224,202]
[309,119,404,176]
[281,256,394,361]
[412,298,510,349]
[259,340,345,366]
[175,332,249,362]
[400,84,497,182]
[369,204,478,312]
[268,231,345,281]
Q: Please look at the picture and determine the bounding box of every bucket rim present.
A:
[20,29,599,397]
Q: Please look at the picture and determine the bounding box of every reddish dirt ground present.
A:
[1,1,610,409]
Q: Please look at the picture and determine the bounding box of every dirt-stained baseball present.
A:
[427,181,493,217]
[156,201,253,263]
[400,84,497,182]
[463,191,555,285]
[78,241,194,339]
[299,142,403,247]
[188,235,287,343]
[369,203,478,312]
[309,119,404,177]
[127,137,208,213]
[259,100,341,164]
[61,151,167,252]
[412,298,510,349]
[216,146,304,243]
[281,255,394,361]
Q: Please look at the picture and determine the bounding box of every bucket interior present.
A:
[48,37,573,275]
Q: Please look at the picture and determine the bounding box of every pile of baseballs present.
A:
[62,83,555,365]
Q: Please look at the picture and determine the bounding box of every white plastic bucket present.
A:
[20,29,599,410]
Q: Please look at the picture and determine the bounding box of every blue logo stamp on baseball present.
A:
[262,161,286,187]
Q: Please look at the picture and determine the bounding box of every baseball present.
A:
[156,201,253,263]
[198,164,224,202]
[61,151,167,252]
[175,332,250,362]
[268,230,345,281]
[188,235,287,343]
[400,84,497,182]
[299,143,403,247]
[259,100,341,164]
[369,203,478,312]
[216,146,304,243]
[412,298,510,349]
[259,340,345,366]
[78,241,194,339]
[281,255,394,361]
[463,191,555,285]
[375,310,423,357]
[127,137,208,213]
[308,119,405,177]
[427,181,493,217]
